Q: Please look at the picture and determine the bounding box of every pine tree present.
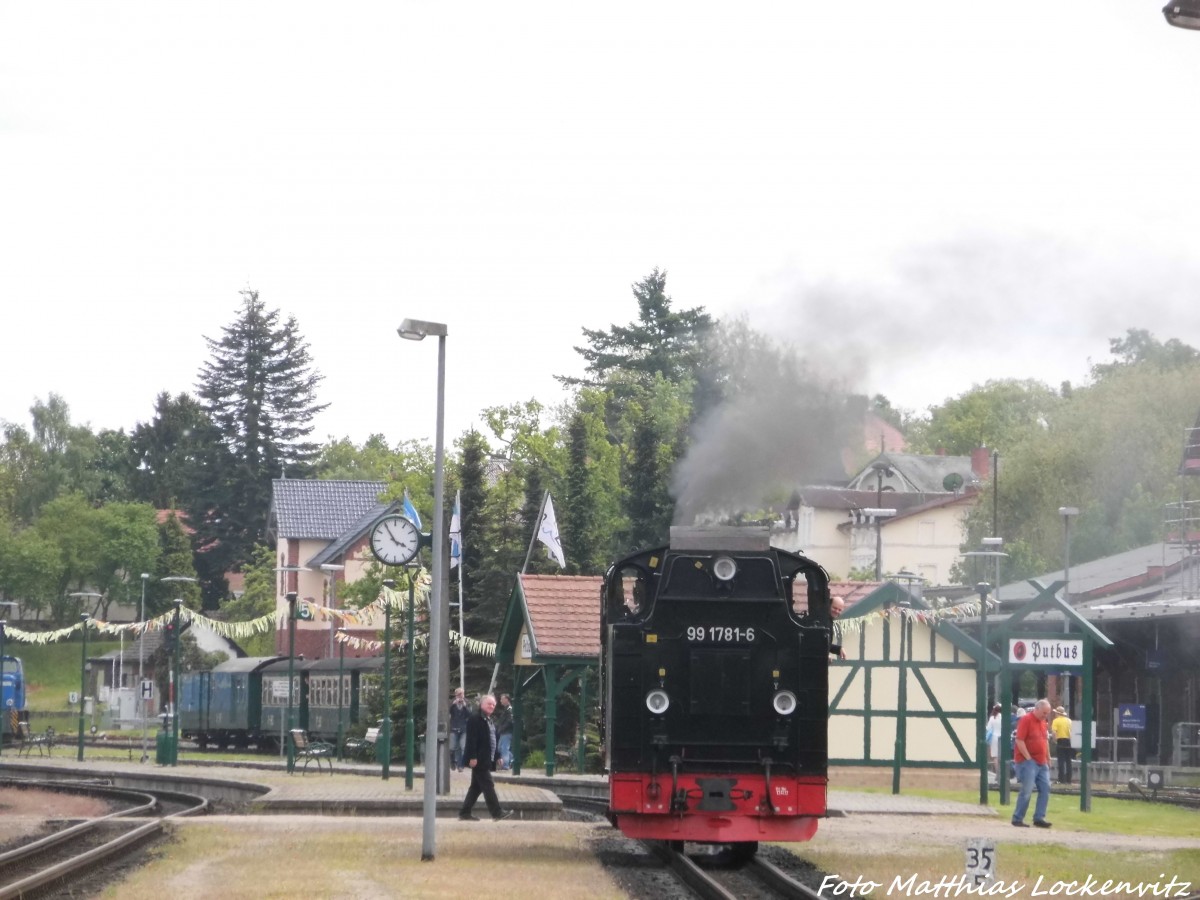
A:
[192,290,327,585]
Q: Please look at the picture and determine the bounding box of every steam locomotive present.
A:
[600,526,831,860]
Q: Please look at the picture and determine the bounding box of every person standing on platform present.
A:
[495,693,514,770]
[457,694,512,822]
[449,688,471,772]
[1011,698,1053,829]
[1051,705,1074,784]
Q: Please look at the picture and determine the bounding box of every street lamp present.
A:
[381,579,395,781]
[861,507,896,580]
[138,573,150,761]
[1058,507,1079,713]
[285,591,298,773]
[965,544,1007,804]
[1164,1,1200,28]
[405,565,418,790]
[67,593,102,761]
[336,628,346,760]
[77,613,90,761]
[169,598,184,765]
[398,316,448,862]
[0,601,17,754]
[319,564,345,658]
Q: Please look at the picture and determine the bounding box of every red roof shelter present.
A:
[496,574,601,775]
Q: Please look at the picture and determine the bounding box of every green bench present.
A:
[289,729,334,774]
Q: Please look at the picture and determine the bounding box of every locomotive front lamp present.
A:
[712,557,737,581]
[773,690,798,716]
[646,689,670,714]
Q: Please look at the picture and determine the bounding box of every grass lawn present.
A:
[13,639,124,712]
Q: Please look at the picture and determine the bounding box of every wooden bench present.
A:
[289,729,334,774]
[344,726,380,762]
[17,722,55,757]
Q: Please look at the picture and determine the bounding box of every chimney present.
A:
[936,447,947,457]
[971,447,991,479]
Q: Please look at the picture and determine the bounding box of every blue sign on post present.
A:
[1118,704,1146,731]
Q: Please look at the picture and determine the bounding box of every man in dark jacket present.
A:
[457,694,512,821]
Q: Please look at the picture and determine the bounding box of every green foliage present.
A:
[564,268,713,394]
[906,378,1061,456]
[128,391,218,510]
[1091,327,1200,380]
[957,359,1200,580]
[564,390,624,573]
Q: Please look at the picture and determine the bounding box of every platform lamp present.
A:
[1059,506,1080,712]
[158,576,198,765]
[1164,2,1200,28]
[381,579,396,781]
[333,627,348,760]
[285,591,298,774]
[0,601,16,753]
[170,599,184,766]
[77,613,90,761]
[397,316,448,861]
[319,564,345,658]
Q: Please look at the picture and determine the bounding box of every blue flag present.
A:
[449,490,462,569]
[402,488,423,531]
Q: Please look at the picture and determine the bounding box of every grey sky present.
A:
[2,3,1198,446]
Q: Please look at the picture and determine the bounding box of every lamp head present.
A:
[141,573,150,580]
[976,582,992,599]
[397,318,448,340]
[1164,1,1200,28]
[1058,506,1079,517]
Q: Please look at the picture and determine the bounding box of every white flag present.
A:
[538,493,566,568]
[449,490,462,569]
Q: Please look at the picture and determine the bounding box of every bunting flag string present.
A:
[834,596,996,635]
[333,629,495,657]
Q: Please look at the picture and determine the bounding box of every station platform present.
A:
[0,754,995,819]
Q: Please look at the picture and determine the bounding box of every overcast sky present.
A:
[3,3,1199,448]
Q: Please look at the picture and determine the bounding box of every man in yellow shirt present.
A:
[1051,706,1073,784]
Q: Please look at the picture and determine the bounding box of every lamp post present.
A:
[319,564,345,659]
[405,565,418,790]
[285,591,298,773]
[965,546,1007,804]
[77,613,90,761]
[1058,507,1079,713]
[67,592,102,761]
[336,628,346,760]
[381,579,395,781]
[169,598,183,765]
[0,601,15,753]
[871,462,895,579]
[1164,2,1200,28]
[861,508,896,580]
[398,316,448,861]
[138,573,149,761]
[158,576,197,766]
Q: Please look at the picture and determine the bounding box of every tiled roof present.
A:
[519,574,602,659]
[270,480,387,539]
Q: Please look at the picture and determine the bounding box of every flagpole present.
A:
[455,490,466,695]
[492,490,550,696]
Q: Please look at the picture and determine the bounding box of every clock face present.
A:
[369,514,421,566]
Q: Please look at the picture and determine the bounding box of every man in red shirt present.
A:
[1012,698,1053,828]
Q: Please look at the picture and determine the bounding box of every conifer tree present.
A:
[192,290,327,590]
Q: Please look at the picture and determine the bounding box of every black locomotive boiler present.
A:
[600,526,831,856]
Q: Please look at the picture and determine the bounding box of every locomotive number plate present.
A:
[687,625,755,643]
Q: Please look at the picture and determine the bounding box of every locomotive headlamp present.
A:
[712,556,737,581]
[645,689,670,714]
[772,690,798,716]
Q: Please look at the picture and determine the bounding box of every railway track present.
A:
[649,840,829,900]
[0,778,208,899]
